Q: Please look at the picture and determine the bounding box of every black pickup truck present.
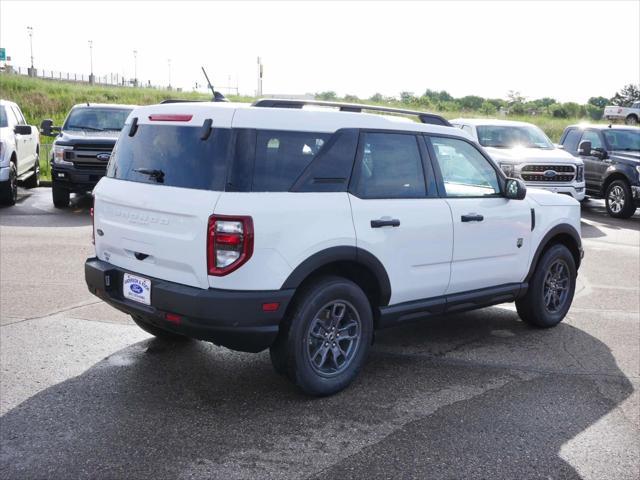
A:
[559,125,640,218]
[41,104,134,207]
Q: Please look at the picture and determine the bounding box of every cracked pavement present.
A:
[1,188,638,479]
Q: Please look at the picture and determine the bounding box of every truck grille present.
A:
[520,164,575,183]
[67,144,114,171]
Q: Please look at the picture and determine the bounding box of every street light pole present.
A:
[27,26,34,69]
[88,40,94,84]
[133,50,138,86]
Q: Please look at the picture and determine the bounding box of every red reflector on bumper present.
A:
[165,313,182,325]
[262,302,280,312]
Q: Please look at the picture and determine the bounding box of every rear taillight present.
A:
[148,114,193,122]
[90,206,95,244]
[207,215,254,276]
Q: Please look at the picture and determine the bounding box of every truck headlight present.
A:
[53,145,73,166]
[576,165,584,182]
[499,163,515,177]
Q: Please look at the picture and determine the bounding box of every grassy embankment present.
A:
[0,73,602,182]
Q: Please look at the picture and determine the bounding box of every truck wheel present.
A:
[52,182,70,208]
[131,315,190,341]
[516,243,576,328]
[0,163,18,206]
[605,180,636,218]
[269,276,373,396]
[23,159,40,189]
[625,114,638,125]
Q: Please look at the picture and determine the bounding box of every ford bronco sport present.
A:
[85,99,583,396]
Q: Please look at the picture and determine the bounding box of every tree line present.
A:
[315,84,640,119]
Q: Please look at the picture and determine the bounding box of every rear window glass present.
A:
[252,130,330,191]
[106,125,231,191]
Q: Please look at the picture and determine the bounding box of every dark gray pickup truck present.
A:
[559,124,640,218]
[41,103,135,207]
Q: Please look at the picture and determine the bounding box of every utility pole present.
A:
[257,56,263,97]
[27,26,36,77]
[88,40,94,84]
[168,58,172,90]
[133,50,138,86]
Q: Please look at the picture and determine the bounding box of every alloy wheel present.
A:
[607,185,625,214]
[543,259,570,313]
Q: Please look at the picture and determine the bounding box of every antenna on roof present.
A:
[201,66,228,102]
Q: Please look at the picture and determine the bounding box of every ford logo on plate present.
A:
[543,170,557,178]
[130,284,143,294]
[97,152,111,161]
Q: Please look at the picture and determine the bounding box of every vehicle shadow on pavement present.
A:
[0,308,634,479]
[0,189,92,227]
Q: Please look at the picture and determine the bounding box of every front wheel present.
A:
[52,182,70,208]
[516,243,576,328]
[270,276,373,396]
[0,163,18,206]
[605,180,636,218]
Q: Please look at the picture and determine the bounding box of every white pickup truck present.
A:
[0,99,40,205]
[604,101,640,125]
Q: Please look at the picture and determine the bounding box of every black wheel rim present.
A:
[607,185,625,214]
[543,259,570,313]
[305,300,361,377]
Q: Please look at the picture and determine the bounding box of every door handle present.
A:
[461,214,484,222]
[371,218,400,228]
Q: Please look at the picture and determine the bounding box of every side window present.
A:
[252,130,330,191]
[562,128,582,153]
[580,130,603,150]
[352,132,426,199]
[6,106,19,127]
[12,106,26,125]
[429,136,501,197]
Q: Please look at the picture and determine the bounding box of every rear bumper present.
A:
[85,257,294,352]
[51,165,105,192]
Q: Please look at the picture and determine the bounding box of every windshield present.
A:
[0,107,7,128]
[603,129,640,151]
[476,125,554,149]
[63,108,132,132]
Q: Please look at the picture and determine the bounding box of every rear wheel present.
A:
[52,182,70,208]
[625,114,638,126]
[516,243,576,328]
[270,276,373,396]
[131,315,190,341]
[0,163,18,206]
[605,180,636,218]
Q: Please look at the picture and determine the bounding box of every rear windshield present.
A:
[106,125,231,190]
[64,108,132,132]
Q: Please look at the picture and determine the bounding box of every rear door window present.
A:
[107,125,231,191]
[252,130,330,191]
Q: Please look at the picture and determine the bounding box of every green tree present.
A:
[460,95,484,110]
[400,91,417,104]
[369,93,384,103]
[610,84,640,106]
[344,94,359,103]
[586,104,603,120]
[480,101,497,116]
[316,91,337,101]
[588,96,609,109]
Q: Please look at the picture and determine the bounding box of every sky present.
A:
[1,0,639,103]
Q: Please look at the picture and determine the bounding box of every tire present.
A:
[605,180,636,219]
[516,243,576,328]
[131,315,190,341]
[269,275,373,396]
[52,182,70,208]
[0,163,18,206]
[23,158,40,189]
[625,114,638,126]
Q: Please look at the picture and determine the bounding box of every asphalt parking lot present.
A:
[1,187,638,480]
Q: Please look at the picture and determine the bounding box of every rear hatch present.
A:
[93,104,236,289]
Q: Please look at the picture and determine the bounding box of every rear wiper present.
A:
[134,168,165,183]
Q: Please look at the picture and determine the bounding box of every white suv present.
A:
[85,100,583,396]
[451,119,586,201]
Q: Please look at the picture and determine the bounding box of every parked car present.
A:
[559,124,640,218]
[604,102,640,125]
[450,119,585,201]
[85,99,583,396]
[0,99,40,205]
[41,103,135,208]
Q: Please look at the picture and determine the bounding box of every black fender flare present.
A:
[526,224,582,281]
[281,246,392,306]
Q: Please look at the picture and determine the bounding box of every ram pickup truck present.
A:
[41,103,135,208]
[451,118,585,201]
[604,102,640,125]
[0,99,40,205]
[559,124,640,218]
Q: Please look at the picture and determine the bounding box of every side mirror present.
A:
[578,140,592,156]
[14,125,32,135]
[593,147,608,159]
[505,178,527,200]
[40,119,59,137]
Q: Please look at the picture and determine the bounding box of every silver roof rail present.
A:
[251,98,452,127]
